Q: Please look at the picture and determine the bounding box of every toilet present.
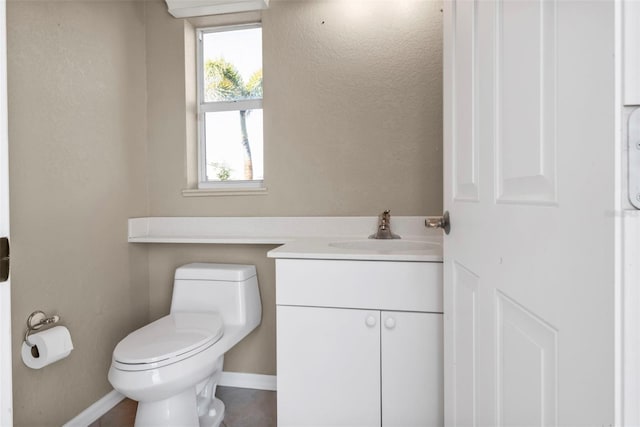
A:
[108,263,262,427]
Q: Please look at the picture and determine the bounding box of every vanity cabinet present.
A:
[275,258,444,427]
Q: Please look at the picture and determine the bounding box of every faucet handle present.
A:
[380,210,391,229]
[379,210,395,234]
[370,209,400,239]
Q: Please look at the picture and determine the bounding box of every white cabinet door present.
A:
[381,311,443,427]
[277,305,381,427]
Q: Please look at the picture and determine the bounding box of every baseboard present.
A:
[62,389,124,427]
[219,371,277,391]
[61,372,274,426]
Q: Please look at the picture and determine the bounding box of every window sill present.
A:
[182,187,268,197]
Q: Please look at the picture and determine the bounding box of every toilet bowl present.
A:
[108,263,262,427]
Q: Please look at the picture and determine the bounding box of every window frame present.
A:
[196,23,264,190]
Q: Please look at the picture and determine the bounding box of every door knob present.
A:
[425,211,451,235]
[365,314,377,328]
[384,317,396,330]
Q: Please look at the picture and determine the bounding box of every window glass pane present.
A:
[204,109,264,182]
[202,27,262,103]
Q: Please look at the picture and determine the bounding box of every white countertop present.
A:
[267,236,443,262]
[128,216,444,262]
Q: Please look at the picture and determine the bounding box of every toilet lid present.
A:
[113,312,224,366]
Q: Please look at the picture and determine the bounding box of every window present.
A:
[197,24,263,189]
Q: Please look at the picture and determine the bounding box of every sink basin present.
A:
[329,240,438,252]
[268,237,443,261]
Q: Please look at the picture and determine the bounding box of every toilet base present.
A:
[134,391,226,427]
[135,388,199,427]
[199,398,225,427]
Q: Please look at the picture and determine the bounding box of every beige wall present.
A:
[147,0,443,217]
[6,0,442,423]
[7,1,149,425]
[144,0,443,377]
[147,244,278,375]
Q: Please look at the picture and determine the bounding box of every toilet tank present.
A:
[170,263,261,327]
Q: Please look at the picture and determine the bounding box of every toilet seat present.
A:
[112,312,224,372]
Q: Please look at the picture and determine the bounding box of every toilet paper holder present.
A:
[24,310,60,347]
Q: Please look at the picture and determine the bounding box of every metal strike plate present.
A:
[629,108,640,209]
[0,237,9,282]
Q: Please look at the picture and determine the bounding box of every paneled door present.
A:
[0,1,12,425]
[443,1,615,425]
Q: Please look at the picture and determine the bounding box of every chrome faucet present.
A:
[369,210,401,239]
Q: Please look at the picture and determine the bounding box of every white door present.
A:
[0,0,11,425]
[443,0,615,425]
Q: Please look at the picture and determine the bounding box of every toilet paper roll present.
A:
[21,326,73,369]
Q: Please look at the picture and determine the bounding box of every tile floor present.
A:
[89,386,277,427]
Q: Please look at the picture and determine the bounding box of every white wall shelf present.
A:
[128,216,437,245]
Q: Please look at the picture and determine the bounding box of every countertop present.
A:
[267,237,443,262]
